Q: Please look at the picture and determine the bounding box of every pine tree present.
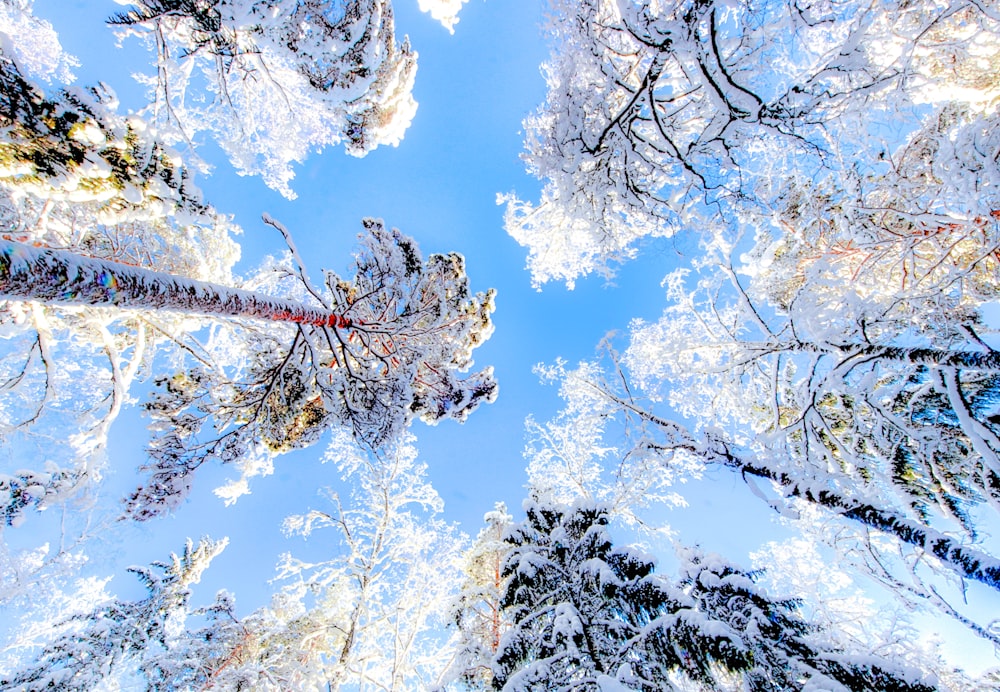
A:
[492,496,663,690]
[447,502,514,690]
[116,220,496,519]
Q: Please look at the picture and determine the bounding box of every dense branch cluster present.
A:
[110,0,418,197]
[506,0,1000,285]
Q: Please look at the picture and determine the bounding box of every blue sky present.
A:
[21,0,839,625]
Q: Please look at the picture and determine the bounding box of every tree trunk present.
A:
[788,339,1000,372]
[600,389,1000,593]
[0,240,351,328]
[702,435,1000,593]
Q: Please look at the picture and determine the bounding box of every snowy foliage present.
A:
[268,432,465,690]
[0,537,226,690]
[525,358,694,533]
[0,30,241,532]
[492,496,672,691]
[671,546,935,692]
[128,218,496,519]
[0,0,77,83]
[120,436,467,690]
[0,463,79,528]
[491,495,934,691]
[112,0,418,198]
[625,236,1000,536]
[507,0,1000,286]
[445,501,514,690]
[529,348,1000,642]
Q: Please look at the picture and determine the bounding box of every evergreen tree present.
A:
[672,547,932,692]
[492,496,664,690]
[0,217,497,521]
[492,496,936,692]
[447,502,514,690]
[0,537,226,691]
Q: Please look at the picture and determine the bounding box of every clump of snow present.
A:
[417,0,469,34]
[0,0,77,83]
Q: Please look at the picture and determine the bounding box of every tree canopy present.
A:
[2,0,1000,688]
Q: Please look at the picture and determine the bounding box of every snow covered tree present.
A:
[625,237,1000,535]
[0,536,226,690]
[110,0,419,197]
[0,0,77,86]
[492,495,934,691]
[504,0,1000,286]
[120,218,495,518]
[138,588,333,691]
[163,432,465,690]
[0,464,78,528]
[445,501,514,690]
[0,8,242,533]
[0,214,494,518]
[528,354,1000,646]
[0,53,206,220]
[492,496,671,690]
[668,546,934,692]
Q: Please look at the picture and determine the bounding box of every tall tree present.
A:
[445,501,514,690]
[625,236,1000,535]
[0,218,496,519]
[491,495,935,691]
[0,15,242,530]
[528,355,1000,638]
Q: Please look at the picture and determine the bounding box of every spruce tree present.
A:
[0,538,225,691]
[492,496,936,691]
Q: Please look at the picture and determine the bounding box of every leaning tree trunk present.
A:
[599,387,1000,594]
[0,239,352,327]
[698,431,1000,594]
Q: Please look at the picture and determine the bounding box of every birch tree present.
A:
[504,0,1000,286]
